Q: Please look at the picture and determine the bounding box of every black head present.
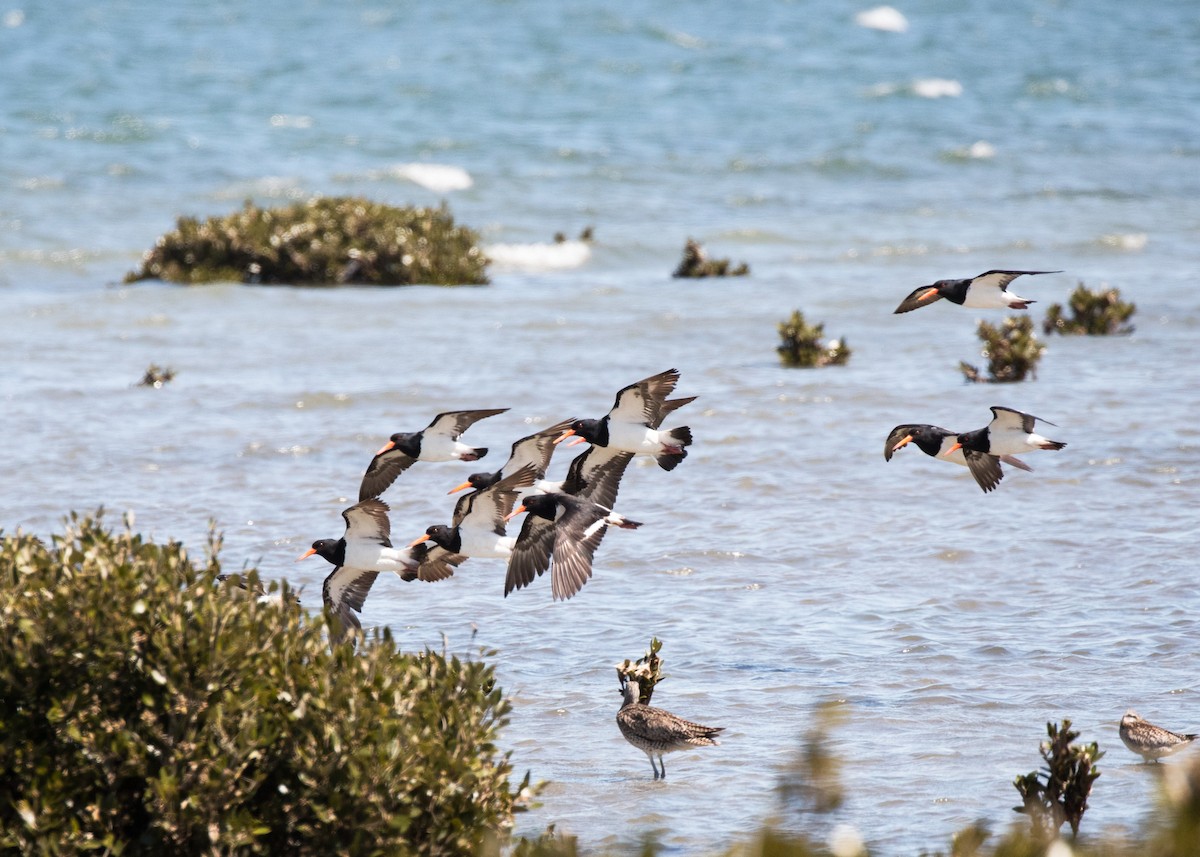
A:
[468,471,501,491]
[389,431,422,458]
[956,426,989,453]
[569,418,603,443]
[423,524,460,552]
[520,493,561,521]
[308,538,344,566]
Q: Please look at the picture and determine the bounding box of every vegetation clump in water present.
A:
[1043,282,1136,335]
[616,637,665,705]
[960,316,1045,383]
[776,310,852,368]
[0,511,529,855]
[672,238,750,278]
[126,196,489,286]
[137,363,176,388]
[1012,719,1103,842]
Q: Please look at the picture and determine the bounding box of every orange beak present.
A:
[553,429,575,445]
[918,287,940,302]
[943,442,963,457]
[407,534,431,548]
[296,547,317,561]
[447,481,473,495]
[892,434,913,452]
[504,504,527,523]
[375,439,396,456]
[567,436,587,447]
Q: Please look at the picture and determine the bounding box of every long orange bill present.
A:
[553,429,575,445]
[407,534,431,548]
[504,505,527,523]
[918,288,940,301]
[447,481,473,495]
[893,435,913,451]
[943,442,963,456]
[375,439,396,456]
[567,436,587,447]
[296,547,317,561]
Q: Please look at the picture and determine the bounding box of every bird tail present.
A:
[460,446,487,462]
[656,426,692,471]
[1009,299,1035,309]
[607,514,642,530]
[1039,440,1066,450]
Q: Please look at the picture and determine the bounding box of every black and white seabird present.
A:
[407,463,537,577]
[893,270,1061,314]
[885,422,1033,493]
[358,407,509,501]
[942,406,1066,490]
[555,368,694,477]
[447,418,575,497]
[503,490,642,601]
[297,499,422,642]
[616,676,723,780]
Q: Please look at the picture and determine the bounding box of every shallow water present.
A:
[3,1,1200,853]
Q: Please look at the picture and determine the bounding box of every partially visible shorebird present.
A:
[447,418,576,498]
[1120,710,1198,763]
[893,269,1060,314]
[616,678,723,780]
[884,422,1032,494]
[359,407,509,501]
[297,499,422,643]
[943,406,1066,492]
[503,490,642,600]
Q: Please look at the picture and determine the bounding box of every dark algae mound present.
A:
[127,196,489,286]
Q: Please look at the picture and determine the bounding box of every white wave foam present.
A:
[855,6,908,33]
[484,240,591,271]
[390,163,473,193]
[1099,233,1148,251]
[912,78,962,98]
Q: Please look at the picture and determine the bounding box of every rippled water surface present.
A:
[3,1,1199,853]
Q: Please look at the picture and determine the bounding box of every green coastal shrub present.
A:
[126,197,489,286]
[672,238,750,278]
[0,511,527,856]
[960,316,1045,383]
[776,310,851,368]
[1043,282,1136,335]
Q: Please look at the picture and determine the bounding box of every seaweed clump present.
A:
[672,238,750,278]
[960,316,1045,383]
[1012,719,1103,842]
[777,310,851,368]
[126,197,489,286]
[616,637,664,705]
[137,364,176,388]
[1043,282,1136,335]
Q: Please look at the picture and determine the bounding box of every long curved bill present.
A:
[942,442,964,457]
[504,504,527,523]
[375,439,396,456]
[553,429,576,445]
[296,547,317,561]
[447,481,473,495]
[407,534,431,548]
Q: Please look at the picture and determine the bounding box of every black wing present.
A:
[342,498,392,546]
[608,368,681,426]
[505,513,556,596]
[972,270,1061,292]
[322,566,380,643]
[425,407,510,439]
[989,405,1054,434]
[893,284,945,314]
[359,448,417,501]
[503,418,576,478]
[964,449,1005,493]
[562,446,634,510]
[550,501,612,601]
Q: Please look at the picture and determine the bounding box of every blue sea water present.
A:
[3,1,1200,853]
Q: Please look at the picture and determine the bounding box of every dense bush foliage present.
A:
[0,512,527,855]
[959,316,1045,383]
[1043,282,1136,335]
[126,196,489,286]
[776,310,851,368]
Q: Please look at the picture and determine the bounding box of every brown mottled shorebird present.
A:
[616,678,723,780]
[1119,710,1198,763]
